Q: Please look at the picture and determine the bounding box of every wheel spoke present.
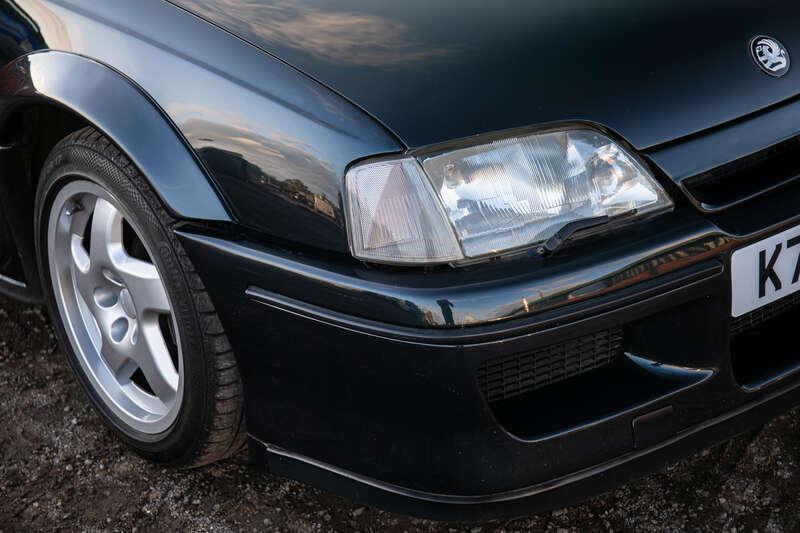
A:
[90,198,124,268]
[116,257,171,314]
[70,233,95,305]
[134,320,179,403]
[70,233,91,274]
[49,182,183,434]
[101,340,135,378]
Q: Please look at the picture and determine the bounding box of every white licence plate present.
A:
[731,225,800,317]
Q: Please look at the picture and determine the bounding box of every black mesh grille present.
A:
[476,328,624,403]
[682,136,800,212]
[730,292,800,337]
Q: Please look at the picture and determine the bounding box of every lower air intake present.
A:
[476,328,624,403]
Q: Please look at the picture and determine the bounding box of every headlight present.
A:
[345,128,672,265]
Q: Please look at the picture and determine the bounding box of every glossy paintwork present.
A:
[181,223,728,492]
[646,95,800,184]
[175,171,800,515]
[181,215,800,519]
[170,0,800,150]
[0,1,43,60]
[0,0,402,254]
[1,0,800,519]
[1,0,798,259]
[179,158,800,330]
[256,378,800,520]
[0,0,763,322]
[178,212,725,329]
[0,51,231,221]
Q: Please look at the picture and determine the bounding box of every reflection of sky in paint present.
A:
[177,108,339,202]
[174,0,449,67]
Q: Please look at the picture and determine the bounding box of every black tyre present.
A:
[35,127,245,466]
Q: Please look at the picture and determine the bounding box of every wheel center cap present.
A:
[119,288,137,319]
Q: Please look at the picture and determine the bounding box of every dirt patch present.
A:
[1,296,799,531]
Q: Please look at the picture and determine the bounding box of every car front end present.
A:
[3,0,800,521]
[149,2,800,518]
[177,89,800,518]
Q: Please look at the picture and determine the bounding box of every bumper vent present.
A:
[730,291,800,337]
[476,328,623,403]
[682,136,800,212]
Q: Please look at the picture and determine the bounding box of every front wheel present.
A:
[35,127,246,466]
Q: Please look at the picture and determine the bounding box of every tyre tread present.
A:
[40,127,247,466]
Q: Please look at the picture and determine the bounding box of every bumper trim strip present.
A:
[244,258,723,346]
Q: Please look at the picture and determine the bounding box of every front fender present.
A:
[0,50,232,222]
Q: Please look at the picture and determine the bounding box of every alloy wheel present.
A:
[47,180,183,435]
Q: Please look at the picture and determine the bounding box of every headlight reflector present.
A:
[421,129,672,258]
[345,128,672,265]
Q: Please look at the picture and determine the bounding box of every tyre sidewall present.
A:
[35,142,212,464]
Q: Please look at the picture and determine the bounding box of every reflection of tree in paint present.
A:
[198,146,339,222]
[437,299,455,327]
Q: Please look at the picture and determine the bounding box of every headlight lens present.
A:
[345,128,672,265]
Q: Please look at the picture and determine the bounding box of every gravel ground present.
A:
[1,296,800,531]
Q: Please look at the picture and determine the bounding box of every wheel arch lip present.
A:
[0,49,234,223]
[0,0,410,259]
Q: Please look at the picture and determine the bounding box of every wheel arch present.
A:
[0,50,233,301]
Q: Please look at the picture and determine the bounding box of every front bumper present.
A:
[177,181,800,520]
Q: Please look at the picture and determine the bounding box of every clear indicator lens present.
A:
[345,158,463,264]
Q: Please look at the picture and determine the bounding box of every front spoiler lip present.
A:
[179,225,800,520]
[254,375,800,515]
